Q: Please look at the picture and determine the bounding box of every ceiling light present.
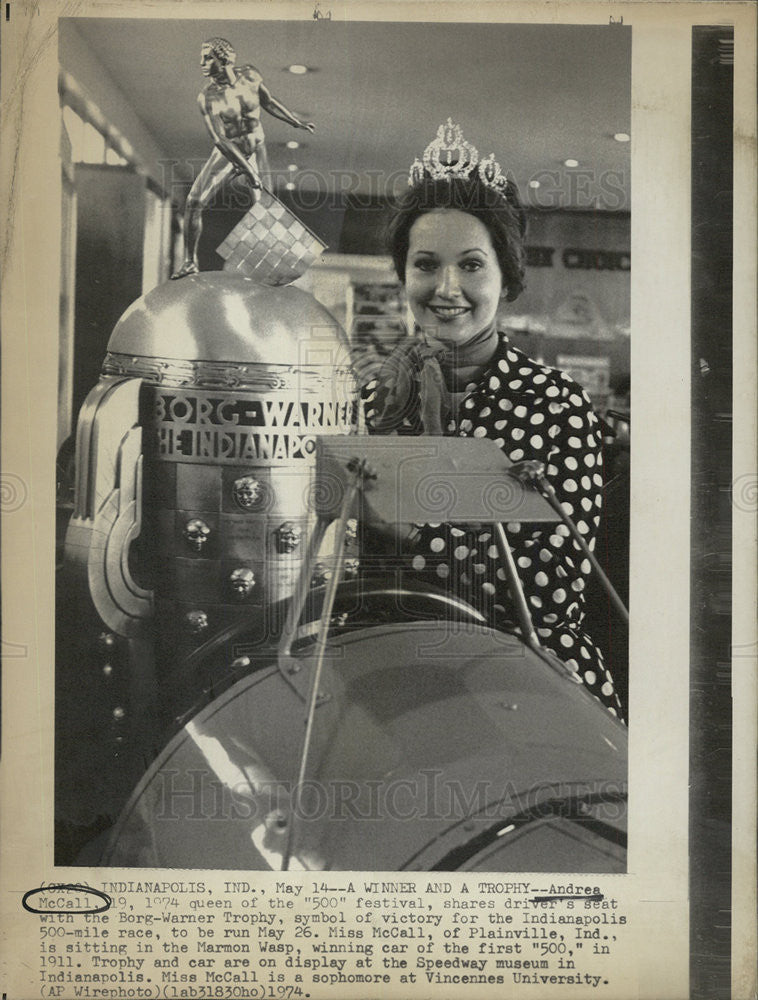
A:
[613,132,631,143]
[285,182,296,191]
[564,158,579,168]
[287,164,298,173]
[286,140,300,150]
[528,180,541,189]
[287,64,308,74]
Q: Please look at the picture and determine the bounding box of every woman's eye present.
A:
[461,259,484,272]
[413,259,437,272]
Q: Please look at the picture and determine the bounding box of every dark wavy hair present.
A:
[387,175,527,302]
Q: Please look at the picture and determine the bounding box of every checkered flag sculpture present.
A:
[217,189,327,285]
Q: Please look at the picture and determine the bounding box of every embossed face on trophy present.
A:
[275,522,302,554]
[233,476,264,511]
[185,609,209,634]
[183,518,211,552]
[310,562,330,588]
[229,568,256,600]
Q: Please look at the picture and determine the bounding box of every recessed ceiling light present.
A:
[286,140,300,150]
[287,64,308,74]
[287,164,298,172]
[613,132,631,143]
[285,181,296,191]
[564,158,579,168]
[528,180,541,189]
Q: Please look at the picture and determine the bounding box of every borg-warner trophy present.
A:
[56,59,359,838]
[57,273,358,838]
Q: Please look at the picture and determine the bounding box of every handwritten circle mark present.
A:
[22,884,112,915]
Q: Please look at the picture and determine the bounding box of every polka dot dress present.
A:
[363,331,623,718]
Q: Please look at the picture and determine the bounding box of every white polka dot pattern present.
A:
[362,331,621,716]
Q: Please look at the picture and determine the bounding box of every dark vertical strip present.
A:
[690,26,733,1000]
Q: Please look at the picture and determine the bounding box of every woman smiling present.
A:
[359,121,622,718]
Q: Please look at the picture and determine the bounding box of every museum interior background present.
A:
[55,19,632,703]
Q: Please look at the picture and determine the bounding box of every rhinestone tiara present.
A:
[408,119,509,194]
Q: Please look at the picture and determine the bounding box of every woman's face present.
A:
[405,209,503,348]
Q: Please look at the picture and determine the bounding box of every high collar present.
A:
[418,321,500,373]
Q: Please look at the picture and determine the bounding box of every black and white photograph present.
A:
[53,17,631,873]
